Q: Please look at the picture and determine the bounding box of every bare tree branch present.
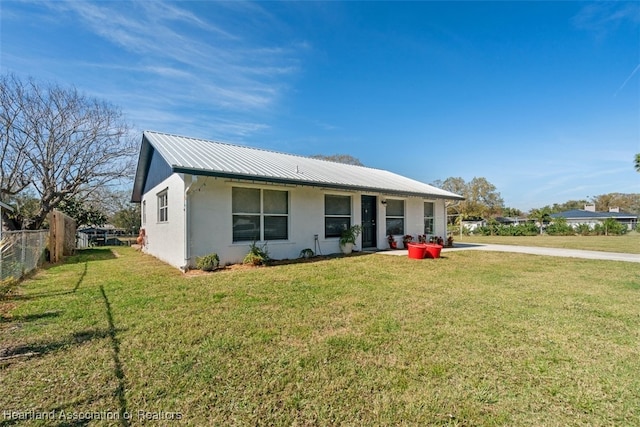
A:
[0,73,137,229]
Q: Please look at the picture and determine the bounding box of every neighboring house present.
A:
[495,216,531,226]
[131,131,464,270]
[550,205,638,231]
[77,226,126,247]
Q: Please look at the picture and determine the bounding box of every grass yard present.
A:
[457,232,640,254]
[1,246,639,426]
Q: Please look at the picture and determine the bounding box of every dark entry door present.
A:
[361,195,377,248]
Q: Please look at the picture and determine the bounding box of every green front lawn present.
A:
[1,247,639,425]
[457,232,640,254]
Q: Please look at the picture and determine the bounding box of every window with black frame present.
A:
[232,187,288,242]
[324,194,351,238]
[385,199,404,235]
[263,189,288,240]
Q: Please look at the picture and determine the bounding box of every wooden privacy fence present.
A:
[48,210,76,263]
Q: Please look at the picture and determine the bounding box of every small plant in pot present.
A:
[387,234,397,249]
[340,225,362,254]
[402,234,413,248]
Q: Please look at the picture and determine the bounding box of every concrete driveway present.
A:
[377,243,640,263]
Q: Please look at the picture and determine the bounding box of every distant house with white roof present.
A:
[131,131,464,269]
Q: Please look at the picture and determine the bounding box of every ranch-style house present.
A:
[131,131,464,269]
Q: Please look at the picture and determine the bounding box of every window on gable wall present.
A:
[324,194,352,238]
[385,199,404,235]
[232,187,288,242]
[157,190,168,222]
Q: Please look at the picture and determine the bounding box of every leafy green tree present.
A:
[549,200,589,213]
[475,222,538,236]
[595,218,627,236]
[531,193,640,216]
[2,191,40,230]
[575,223,592,236]
[435,176,504,221]
[529,207,552,234]
[502,207,523,217]
[591,193,640,214]
[433,177,467,225]
[635,153,640,172]
[111,204,141,235]
[58,196,107,228]
[546,217,574,236]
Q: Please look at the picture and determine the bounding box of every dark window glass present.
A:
[232,187,288,241]
[232,188,260,213]
[325,195,351,238]
[232,215,260,242]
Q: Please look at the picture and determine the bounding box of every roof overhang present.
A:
[173,166,465,200]
[131,136,153,202]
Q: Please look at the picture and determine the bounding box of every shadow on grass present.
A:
[73,260,88,292]
[0,248,114,302]
[0,327,123,364]
[99,285,129,427]
[1,285,130,425]
[0,309,61,324]
[3,261,88,302]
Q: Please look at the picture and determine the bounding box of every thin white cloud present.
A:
[41,0,305,113]
[572,2,640,35]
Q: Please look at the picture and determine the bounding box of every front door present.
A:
[361,195,377,248]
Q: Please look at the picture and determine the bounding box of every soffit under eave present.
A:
[173,167,465,201]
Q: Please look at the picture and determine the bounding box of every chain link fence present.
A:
[0,230,49,282]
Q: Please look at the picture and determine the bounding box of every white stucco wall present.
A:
[188,178,355,265]
[140,174,451,269]
[433,199,447,238]
[401,197,447,246]
[140,173,186,269]
[186,177,450,267]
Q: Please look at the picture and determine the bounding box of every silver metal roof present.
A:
[132,131,464,202]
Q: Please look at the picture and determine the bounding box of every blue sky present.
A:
[1,1,639,211]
